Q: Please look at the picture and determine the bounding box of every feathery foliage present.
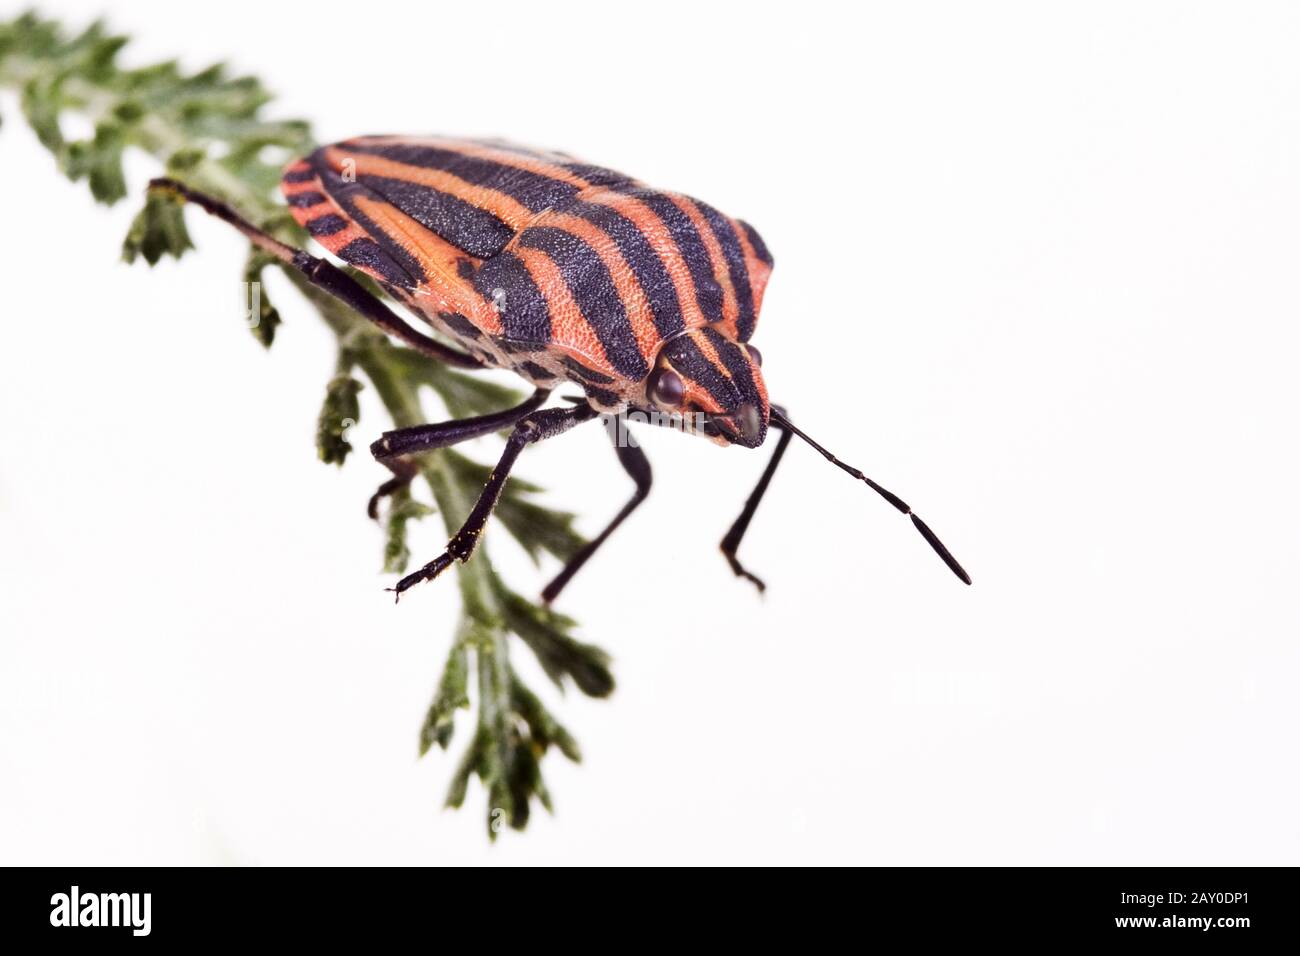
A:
[0,12,613,838]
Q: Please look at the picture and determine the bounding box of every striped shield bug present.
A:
[149,136,970,600]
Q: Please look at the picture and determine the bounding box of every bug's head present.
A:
[644,328,769,448]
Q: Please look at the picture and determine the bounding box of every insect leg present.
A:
[541,416,653,605]
[719,416,794,593]
[391,403,598,598]
[366,388,550,518]
[147,178,486,369]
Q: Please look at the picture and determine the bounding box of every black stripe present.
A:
[287,190,326,208]
[562,163,634,188]
[306,214,347,236]
[569,200,685,340]
[561,356,615,385]
[491,337,539,355]
[516,227,648,380]
[437,311,483,340]
[309,162,427,286]
[337,238,414,288]
[693,200,757,341]
[354,174,515,259]
[740,219,773,266]
[663,334,735,412]
[347,141,580,213]
[583,385,621,407]
[518,360,559,381]
[282,166,316,184]
[474,252,552,346]
[334,200,426,285]
[610,186,724,325]
[702,326,761,406]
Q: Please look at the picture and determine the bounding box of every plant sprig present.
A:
[0,11,613,838]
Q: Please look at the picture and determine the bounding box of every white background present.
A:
[1,0,1297,865]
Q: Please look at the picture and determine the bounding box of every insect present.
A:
[150,136,970,601]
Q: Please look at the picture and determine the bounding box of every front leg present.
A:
[391,403,599,598]
[720,422,793,593]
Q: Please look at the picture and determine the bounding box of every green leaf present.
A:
[383,494,433,574]
[505,741,546,828]
[316,371,362,465]
[444,728,482,810]
[20,76,64,153]
[496,582,614,698]
[419,638,470,755]
[165,147,205,174]
[511,673,582,763]
[62,121,127,204]
[121,189,193,265]
[243,249,283,348]
[495,494,587,565]
[59,21,127,82]
[416,361,524,418]
[111,99,144,125]
[0,15,59,65]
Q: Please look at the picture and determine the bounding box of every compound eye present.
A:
[648,368,685,408]
[745,344,763,367]
[735,402,762,441]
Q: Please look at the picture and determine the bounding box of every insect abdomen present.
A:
[279,137,775,406]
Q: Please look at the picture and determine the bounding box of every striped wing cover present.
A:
[281,136,773,405]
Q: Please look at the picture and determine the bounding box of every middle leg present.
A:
[367,388,550,518]
[392,403,599,597]
[366,387,548,520]
[720,415,794,593]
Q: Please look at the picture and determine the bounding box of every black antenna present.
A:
[770,408,971,585]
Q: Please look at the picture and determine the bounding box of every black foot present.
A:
[367,473,415,521]
[388,551,455,601]
[724,554,767,594]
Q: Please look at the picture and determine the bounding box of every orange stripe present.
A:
[279,170,438,303]
[280,178,323,197]
[362,136,597,190]
[729,217,771,335]
[278,160,502,333]
[282,175,370,257]
[308,222,369,258]
[544,212,659,364]
[281,167,334,220]
[669,195,740,331]
[511,246,616,377]
[692,329,733,382]
[674,332,727,415]
[281,170,365,255]
[322,146,534,231]
[581,189,703,328]
[703,325,768,412]
[680,377,724,416]
[351,196,496,329]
